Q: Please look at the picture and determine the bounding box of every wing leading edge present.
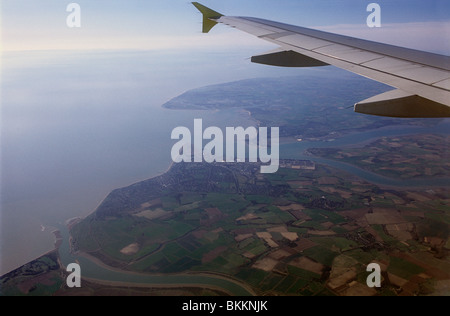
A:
[192,2,450,118]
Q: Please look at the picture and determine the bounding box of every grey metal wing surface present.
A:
[192,2,450,118]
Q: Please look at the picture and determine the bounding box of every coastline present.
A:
[80,161,176,221]
[0,229,63,277]
[62,161,176,263]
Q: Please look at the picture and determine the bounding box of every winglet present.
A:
[192,2,224,33]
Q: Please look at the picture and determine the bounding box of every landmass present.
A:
[163,75,441,141]
[3,154,448,295]
[68,156,449,296]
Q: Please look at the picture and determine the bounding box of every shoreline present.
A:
[64,128,448,271]
[0,229,63,277]
[74,116,449,226]
[61,161,177,265]
[80,161,176,220]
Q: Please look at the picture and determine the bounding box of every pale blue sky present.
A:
[2,0,449,53]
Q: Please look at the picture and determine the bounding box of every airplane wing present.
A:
[192,2,450,118]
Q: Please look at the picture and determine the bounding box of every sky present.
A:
[1,0,450,53]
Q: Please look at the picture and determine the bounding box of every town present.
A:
[171,119,280,173]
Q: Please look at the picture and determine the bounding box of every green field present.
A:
[67,159,449,296]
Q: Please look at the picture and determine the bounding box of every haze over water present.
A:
[2,49,291,275]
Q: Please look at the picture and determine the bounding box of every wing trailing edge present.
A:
[355,89,450,118]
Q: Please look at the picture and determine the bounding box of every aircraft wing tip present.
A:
[192,2,224,33]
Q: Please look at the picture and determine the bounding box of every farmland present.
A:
[69,157,449,296]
